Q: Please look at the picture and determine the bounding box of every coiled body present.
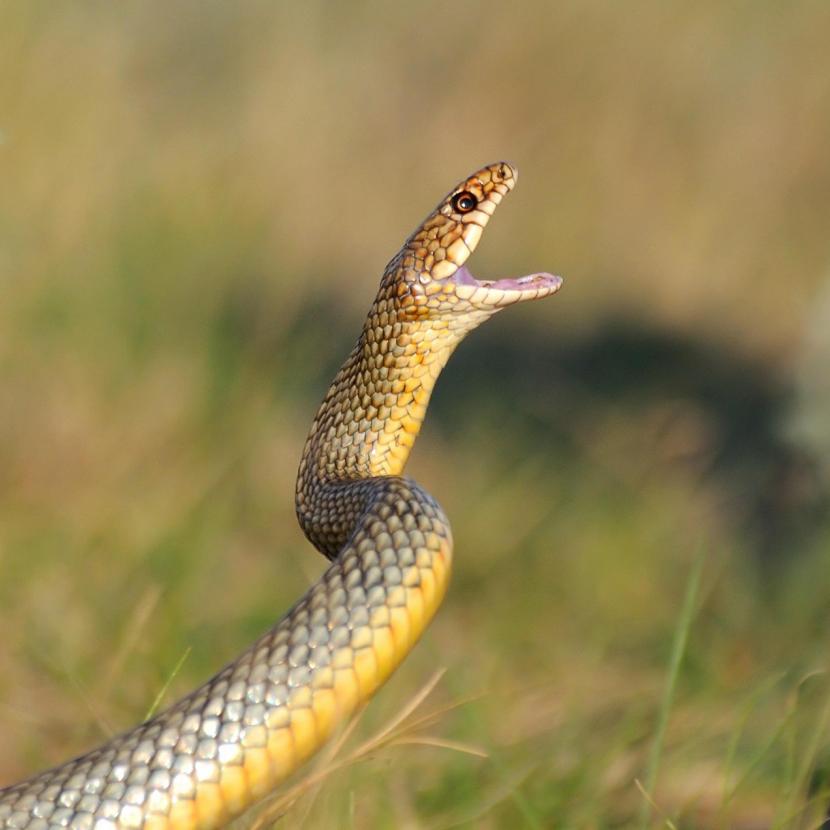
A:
[1,163,561,829]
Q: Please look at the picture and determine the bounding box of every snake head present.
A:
[391,161,562,317]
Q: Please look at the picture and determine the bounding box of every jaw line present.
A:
[449,264,564,301]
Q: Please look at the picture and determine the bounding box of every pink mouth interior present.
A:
[452,265,563,292]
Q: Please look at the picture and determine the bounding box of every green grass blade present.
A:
[637,548,705,830]
[144,646,192,721]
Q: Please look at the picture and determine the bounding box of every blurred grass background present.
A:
[2,1,830,827]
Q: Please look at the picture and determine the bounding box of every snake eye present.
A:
[451,191,478,214]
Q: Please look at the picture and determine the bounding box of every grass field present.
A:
[2,3,830,827]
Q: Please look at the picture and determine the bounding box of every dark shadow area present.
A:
[438,318,828,570]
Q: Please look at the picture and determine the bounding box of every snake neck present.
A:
[295,285,491,557]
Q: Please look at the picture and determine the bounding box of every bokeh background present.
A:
[2,2,830,827]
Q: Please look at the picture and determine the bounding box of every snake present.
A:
[0,162,562,830]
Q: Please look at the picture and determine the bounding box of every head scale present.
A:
[387,161,562,318]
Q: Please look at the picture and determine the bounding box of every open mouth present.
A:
[449,265,563,305]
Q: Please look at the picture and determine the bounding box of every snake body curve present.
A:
[0,162,562,829]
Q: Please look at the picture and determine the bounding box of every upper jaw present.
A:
[445,265,564,307]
